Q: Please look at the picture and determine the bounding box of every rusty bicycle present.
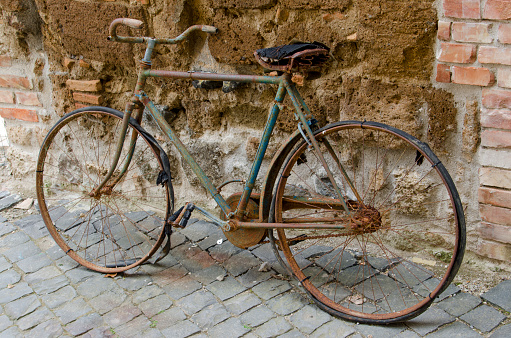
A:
[36,18,465,324]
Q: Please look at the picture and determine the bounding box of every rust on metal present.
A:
[219,193,265,249]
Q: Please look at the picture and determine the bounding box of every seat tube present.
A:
[235,80,287,218]
[285,80,351,214]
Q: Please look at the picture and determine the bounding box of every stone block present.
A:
[43,0,143,66]
[481,279,511,312]
[460,305,506,332]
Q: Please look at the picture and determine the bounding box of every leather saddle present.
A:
[254,42,330,73]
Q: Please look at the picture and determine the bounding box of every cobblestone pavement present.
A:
[0,191,509,337]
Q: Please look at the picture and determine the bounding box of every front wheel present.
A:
[273,121,465,323]
[36,107,173,273]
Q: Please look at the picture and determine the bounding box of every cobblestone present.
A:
[481,279,511,312]
[459,305,506,332]
[239,304,275,327]
[0,201,509,337]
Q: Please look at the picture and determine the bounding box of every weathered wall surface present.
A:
[0,0,503,261]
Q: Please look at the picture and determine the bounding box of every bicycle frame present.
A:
[99,24,354,230]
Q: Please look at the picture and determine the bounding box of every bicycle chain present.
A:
[260,230,360,245]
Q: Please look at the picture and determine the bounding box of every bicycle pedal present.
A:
[179,203,195,228]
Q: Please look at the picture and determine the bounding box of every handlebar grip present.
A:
[202,26,218,34]
[109,18,144,41]
[121,18,144,29]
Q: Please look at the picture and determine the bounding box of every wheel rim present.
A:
[36,110,170,273]
[275,123,462,321]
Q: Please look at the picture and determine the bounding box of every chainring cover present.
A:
[220,193,265,249]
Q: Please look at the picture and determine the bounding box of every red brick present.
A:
[0,75,31,90]
[482,129,511,149]
[0,107,38,122]
[480,204,511,226]
[452,66,494,86]
[479,187,511,209]
[479,46,511,65]
[72,92,102,105]
[438,21,451,41]
[480,167,511,190]
[443,0,481,19]
[482,89,511,109]
[15,92,42,107]
[0,55,11,67]
[436,64,451,83]
[477,239,511,261]
[479,223,511,244]
[0,90,14,104]
[452,22,492,43]
[437,43,476,63]
[66,80,102,92]
[480,148,511,170]
[483,0,511,20]
[63,57,75,69]
[498,68,511,89]
[481,108,511,130]
[498,24,511,44]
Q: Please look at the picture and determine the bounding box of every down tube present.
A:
[235,82,287,217]
[138,93,231,215]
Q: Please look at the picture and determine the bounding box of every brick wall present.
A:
[0,48,53,179]
[437,0,511,260]
[0,57,41,123]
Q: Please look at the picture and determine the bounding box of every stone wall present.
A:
[435,0,511,261]
[0,0,506,261]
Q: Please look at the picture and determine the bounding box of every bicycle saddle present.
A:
[254,42,330,72]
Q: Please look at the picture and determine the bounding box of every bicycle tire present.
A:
[36,107,173,273]
[273,121,465,324]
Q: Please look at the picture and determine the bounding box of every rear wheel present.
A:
[274,121,465,323]
[36,107,173,273]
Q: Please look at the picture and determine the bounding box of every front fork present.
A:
[89,101,142,197]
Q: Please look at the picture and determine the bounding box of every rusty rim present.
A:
[275,122,463,322]
[36,108,170,273]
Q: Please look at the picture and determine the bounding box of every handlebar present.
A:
[108,18,218,45]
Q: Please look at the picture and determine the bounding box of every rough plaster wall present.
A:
[1,0,473,240]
